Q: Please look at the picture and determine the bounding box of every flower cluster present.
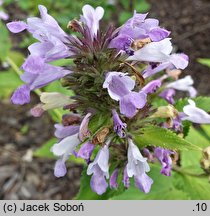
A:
[7,5,210,195]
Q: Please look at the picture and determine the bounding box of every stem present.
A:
[6,56,22,76]
[6,56,63,121]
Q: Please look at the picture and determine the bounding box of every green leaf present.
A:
[182,120,192,137]
[34,138,84,165]
[88,113,112,135]
[175,97,210,112]
[181,127,209,173]
[44,81,74,96]
[151,97,168,109]
[198,58,210,68]
[174,173,210,200]
[201,125,210,140]
[0,70,22,98]
[133,125,200,151]
[0,21,11,61]
[111,165,190,200]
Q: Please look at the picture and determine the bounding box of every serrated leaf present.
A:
[88,113,112,135]
[182,120,192,137]
[111,165,190,200]
[133,125,200,151]
[198,58,210,68]
[181,127,210,173]
[174,173,210,200]
[175,97,210,112]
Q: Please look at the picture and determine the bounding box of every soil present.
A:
[148,0,210,96]
[0,95,82,199]
[1,0,210,200]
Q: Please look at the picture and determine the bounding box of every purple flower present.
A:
[7,5,68,42]
[134,173,154,193]
[54,124,80,139]
[51,133,81,178]
[123,166,130,189]
[30,104,45,117]
[119,91,147,118]
[11,85,30,105]
[80,5,104,40]
[7,5,74,105]
[126,139,153,193]
[54,159,67,178]
[110,11,170,51]
[103,72,135,101]
[142,80,161,94]
[143,53,189,78]
[148,27,170,42]
[77,142,95,160]
[127,38,172,63]
[87,144,109,195]
[143,148,154,162]
[172,116,183,131]
[51,133,80,157]
[11,65,71,105]
[22,55,45,74]
[103,72,147,118]
[154,147,173,176]
[159,88,176,104]
[109,169,119,189]
[182,99,210,124]
[166,75,197,98]
[109,34,134,54]
[0,11,9,21]
[112,109,127,138]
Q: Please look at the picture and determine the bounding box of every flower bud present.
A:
[151,105,178,119]
[40,92,72,110]
[200,159,210,171]
[203,146,210,160]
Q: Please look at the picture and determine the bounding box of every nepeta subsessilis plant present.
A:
[7,4,210,195]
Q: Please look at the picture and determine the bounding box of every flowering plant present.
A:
[6,4,210,198]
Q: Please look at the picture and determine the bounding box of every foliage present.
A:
[133,125,200,151]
